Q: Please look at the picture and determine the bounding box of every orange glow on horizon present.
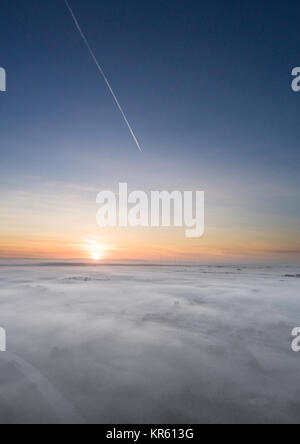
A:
[0,181,299,264]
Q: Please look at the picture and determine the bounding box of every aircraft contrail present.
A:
[1,352,86,424]
[64,0,142,152]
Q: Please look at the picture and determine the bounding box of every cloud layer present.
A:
[0,264,299,424]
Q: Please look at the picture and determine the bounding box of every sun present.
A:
[85,240,106,261]
[91,252,103,261]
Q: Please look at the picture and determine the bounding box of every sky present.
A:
[0,0,299,263]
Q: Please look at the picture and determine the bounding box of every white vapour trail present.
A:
[1,352,86,424]
[64,0,142,152]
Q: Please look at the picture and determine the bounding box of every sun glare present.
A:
[85,239,106,261]
[91,253,103,261]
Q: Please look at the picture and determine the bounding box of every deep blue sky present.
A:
[1,0,299,171]
[0,0,299,261]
